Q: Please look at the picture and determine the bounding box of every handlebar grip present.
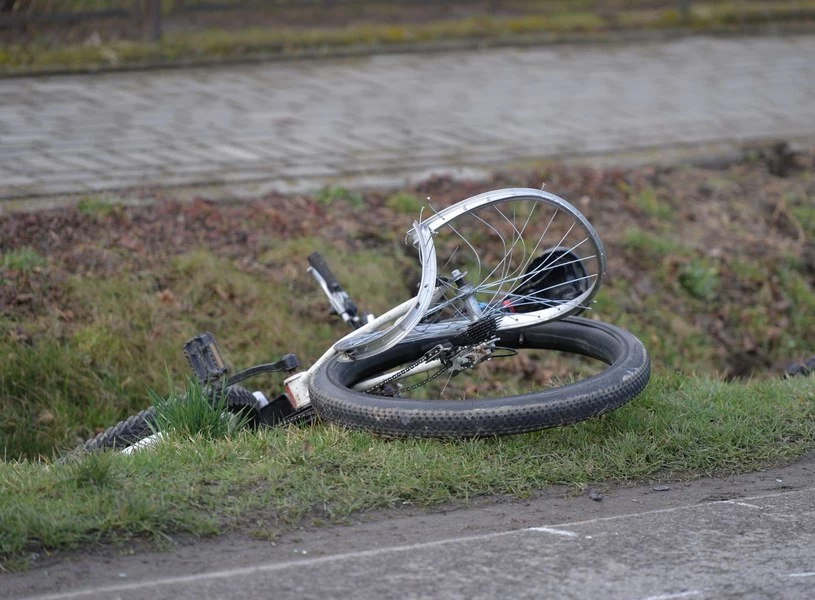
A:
[308,252,341,291]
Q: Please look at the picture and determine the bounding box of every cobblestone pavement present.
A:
[2,35,815,201]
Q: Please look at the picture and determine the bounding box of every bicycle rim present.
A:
[414,188,606,339]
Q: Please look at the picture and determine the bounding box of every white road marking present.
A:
[788,572,815,578]
[724,501,762,509]
[16,487,814,600]
[527,527,578,537]
[638,591,702,600]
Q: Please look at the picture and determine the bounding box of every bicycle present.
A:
[82,188,651,451]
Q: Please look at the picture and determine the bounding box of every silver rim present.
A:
[333,221,437,360]
[412,188,605,338]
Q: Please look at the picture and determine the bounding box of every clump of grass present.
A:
[1,248,47,272]
[633,187,673,220]
[678,258,719,300]
[66,451,118,490]
[150,378,251,441]
[622,226,691,257]
[316,186,364,208]
[385,192,424,214]
[76,195,123,219]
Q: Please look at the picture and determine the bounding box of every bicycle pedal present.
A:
[184,332,229,385]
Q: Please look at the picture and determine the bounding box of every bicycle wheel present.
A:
[309,317,650,438]
[336,188,606,359]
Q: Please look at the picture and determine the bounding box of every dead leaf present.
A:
[157,289,176,305]
[214,284,230,301]
[35,410,55,425]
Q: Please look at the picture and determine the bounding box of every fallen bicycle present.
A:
[83,188,651,451]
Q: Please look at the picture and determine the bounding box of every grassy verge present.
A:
[1,148,814,568]
[2,373,814,570]
[3,1,815,74]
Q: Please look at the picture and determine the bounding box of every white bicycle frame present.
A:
[284,293,441,408]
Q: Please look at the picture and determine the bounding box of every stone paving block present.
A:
[278,163,341,179]
[209,144,263,161]
[3,36,815,201]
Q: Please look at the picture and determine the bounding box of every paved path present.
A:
[2,35,815,200]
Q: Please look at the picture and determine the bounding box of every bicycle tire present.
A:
[82,406,158,452]
[309,317,650,438]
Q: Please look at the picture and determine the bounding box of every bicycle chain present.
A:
[365,344,449,395]
[277,404,319,427]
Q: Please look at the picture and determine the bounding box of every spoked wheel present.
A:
[411,188,606,340]
[309,317,650,438]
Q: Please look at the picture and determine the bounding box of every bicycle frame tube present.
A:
[284,295,418,408]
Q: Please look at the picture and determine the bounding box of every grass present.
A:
[1,248,47,272]
[150,377,251,441]
[678,258,719,300]
[1,152,814,567]
[316,186,365,209]
[385,192,424,215]
[0,246,413,460]
[3,1,815,73]
[76,195,124,219]
[2,373,813,569]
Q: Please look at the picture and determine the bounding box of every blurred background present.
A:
[2,0,814,58]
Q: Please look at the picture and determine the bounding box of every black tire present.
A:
[83,407,158,452]
[81,385,262,452]
[308,317,650,438]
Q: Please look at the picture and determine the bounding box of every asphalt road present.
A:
[8,486,815,600]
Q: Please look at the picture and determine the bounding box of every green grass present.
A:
[316,186,365,209]
[385,192,424,215]
[1,248,47,272]
[622,226,692,257]
[76,195,124,219]
[2,373,813,568]
[151,378,251,441]
[3,1,815,73]
[678,258,719,300]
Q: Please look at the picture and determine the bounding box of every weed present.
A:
[150,378,251,441]
[76,195,123,219]
[1,248,46,273]
[385,192,423,214]
[316,186,364,208]
[678,259,719,300]
[622,227,690,257]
